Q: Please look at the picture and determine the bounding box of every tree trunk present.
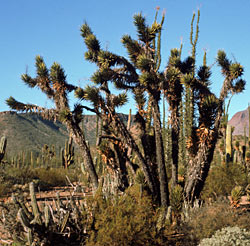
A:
[109,112,159,199]
[113,143,129,191]
[152,100,170,207]
[170,108,180,188]
[184,77,233,204]
[65,120,99,190]
[125,109,137,175]
[184,139,216,204]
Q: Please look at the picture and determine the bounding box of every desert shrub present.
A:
[85,185,187,246]
[0,183,191,246]
[86,185,159,246]
[198,226,250,246]
[185,201,250,242]
[0,167,79,197]
[33,167,78,190]
[201,163,248,201]
[5,166,36,185]
[0,182,9,196]
[170,185,183,222]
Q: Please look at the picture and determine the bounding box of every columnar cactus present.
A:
[127,108,132,130]
[62,137,74,169]
[233,141,240,164]
[0,136,7,163]
[11,181,86,245]
[29,182,42,224]
[30,151,34,168]
[226,125,233,163]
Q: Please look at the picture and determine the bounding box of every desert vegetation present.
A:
[0,9,249,245]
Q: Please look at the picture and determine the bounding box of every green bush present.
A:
[198,226,250,246]
[201,163,248,201]
[0,166,79,196]
[33,167,78,189]
[5,166,36,185]
[85,185,187,246]
[86,185,158,246]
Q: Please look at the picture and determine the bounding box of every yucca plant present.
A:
[170,185,184,223]
[231,185,243,208]
[6,9,246,208]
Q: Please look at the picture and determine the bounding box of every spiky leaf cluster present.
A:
[133,13,161,44]
[217,50,230,74]
[216,50,246,103]
[80,22,92,38]
[136,54,154,71]
[198,94,219,129]
[139,71,158,86]
[21,74,36,88]
[197,65,211,86]
[83,85,102,108]
[112,93,128,108]
[74,87,85,99]
[230,63,244,78]
[6,55,81,124]
[36,55,49,78]
[121,35,141,65]
[168,48,181,67]
[91,69,112,85]
[72,103,84,124]
[232,79,246,93]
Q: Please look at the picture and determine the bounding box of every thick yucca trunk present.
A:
[152,101,170,207]
[184,106,223,204]
[109,112,159,198]
[65,120,99,189]
[170,108,180,188]
[184,139,216,203]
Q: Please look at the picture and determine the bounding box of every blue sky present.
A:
[0,0,249,119]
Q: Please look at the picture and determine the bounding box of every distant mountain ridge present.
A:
[228,107,249,136]
[0,111,131,157]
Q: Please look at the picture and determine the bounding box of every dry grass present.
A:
[183,200,250,243]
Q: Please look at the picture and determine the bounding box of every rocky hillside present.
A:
[0,111,131,157]
[228,107,249,136]
[0,111,69,156]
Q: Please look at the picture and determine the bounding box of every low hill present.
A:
[0,111,69,156]
[0,111,131,157]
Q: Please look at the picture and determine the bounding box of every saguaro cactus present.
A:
[0,136,7,163]
[62,137,74,169]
